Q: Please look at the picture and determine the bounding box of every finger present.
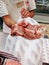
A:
[22,9,26,15]
[21,9,28,18]
[22,11,30,18]
[21,8,25,13]
[11,30,16,36]
[21,8,25,17]
[26,12,30,16]
[22,12,29,18]
[24,11,29,17]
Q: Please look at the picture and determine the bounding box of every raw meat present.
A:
[5,59,21,65]
[11,21,44,39]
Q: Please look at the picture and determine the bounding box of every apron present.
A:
[5,18,43,65]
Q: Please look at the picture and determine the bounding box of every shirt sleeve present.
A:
[0,1,8,17]
[28,0,36,11]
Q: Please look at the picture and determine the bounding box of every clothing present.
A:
[5,18,43,65]
[0,0,36,33]
[5,35,43,65]
[0,0,8,17]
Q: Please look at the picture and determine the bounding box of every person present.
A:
[0,0,43,65]
[0,0,36,50]
[0,0,36,34]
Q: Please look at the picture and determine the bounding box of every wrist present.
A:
[29,11,35,18]
[11,24,17,30]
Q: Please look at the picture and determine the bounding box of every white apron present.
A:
[5,18,43,65]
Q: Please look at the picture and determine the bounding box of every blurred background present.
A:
[36,0,49,14]
[34,0,49,23]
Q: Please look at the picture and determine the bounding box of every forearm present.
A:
[29,10,35,18]
[3,15,16,28]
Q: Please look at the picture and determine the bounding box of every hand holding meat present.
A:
[11,22,44,40]
[21,8,30,18]
[11,24,24,36]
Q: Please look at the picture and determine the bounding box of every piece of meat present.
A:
[24,28,42,40]
[5,59,21,65]
[11,22,44,39]
[11,24,24,36]
[16,25,24,36]
[23,24,43,39]
[24,29,35,39]
[26,24,43,31]
[18,20,29,28]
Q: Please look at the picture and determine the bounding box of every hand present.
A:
[11,24,24,36]
[18,20,29,28]
[21,8,30,18]
[11,23,43,40]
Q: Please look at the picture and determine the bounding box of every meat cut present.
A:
[11,21,44,39]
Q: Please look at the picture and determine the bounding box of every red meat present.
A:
[5,59,21,65]
[11,22,44,39]
[11,24,24,36]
